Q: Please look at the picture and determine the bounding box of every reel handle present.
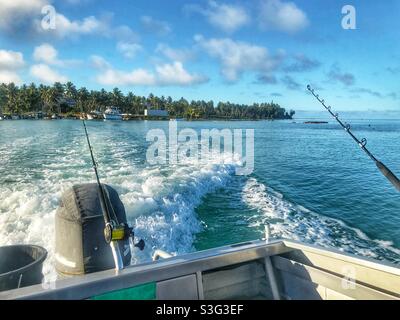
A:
[134,239,145,251]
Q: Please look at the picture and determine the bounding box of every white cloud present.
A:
[30,63,68,84]
[140,16,171,36]
[186,1,249,33]
[93,57,207,86]
[90,55,112,70]
[195,35,284,82]
[33,43,58,65]
[156,44,194,62]
[156,62,207,86]
[56,14,102,35]
[0,50,25,70]
[33,43,81,68]
[26,6,137,41]
[111,25,138,41]
[0,0,137,42]
[36,13,106,39]
[205,1,249,33]
[98,68,156,86]
[0,0,47,29]
[258,0,309,33]
[117,42,143,59]
[0,70,22,84]
[0,49,25,84]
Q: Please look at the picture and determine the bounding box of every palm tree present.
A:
[185,107,200,120]
[6,83,18,114]
[98,88,110,111]
[53,82,64,112]
[64,82,77,100]
[27,83,40,112]
[111,87,124,108]
[125,92,135,114]
[17,84,30,114]
[77,87,89,113]
[42,87,58,114]
[0,83,7,114]
[88,90,102,112]
[0,81,294,120]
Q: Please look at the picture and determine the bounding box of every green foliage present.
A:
[0,82,295,119]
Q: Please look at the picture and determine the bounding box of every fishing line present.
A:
[79,108,124,270]
[307,85,400,192]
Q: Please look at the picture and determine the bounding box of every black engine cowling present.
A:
[55,183,131,275]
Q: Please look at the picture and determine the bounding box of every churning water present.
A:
[0,115,399,280]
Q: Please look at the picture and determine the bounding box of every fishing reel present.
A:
[104,222,145,251]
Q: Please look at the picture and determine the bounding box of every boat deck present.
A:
[1,239,399,300]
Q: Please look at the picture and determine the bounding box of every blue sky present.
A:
[0,0,399,111]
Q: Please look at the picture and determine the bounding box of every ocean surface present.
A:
[0,113,399,279]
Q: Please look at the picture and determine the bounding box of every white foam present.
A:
[1,124,398,287]
[0,129,241,279]
[242,177,400,264]
[120,157,240,264]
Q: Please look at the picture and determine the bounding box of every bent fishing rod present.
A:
[80,110,144,271]
[307,85,400,192]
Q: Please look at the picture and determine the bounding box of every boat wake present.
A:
[1,125,398,285]
[0,130,241,280]
[119,154,241,264]
[242,177,400,264]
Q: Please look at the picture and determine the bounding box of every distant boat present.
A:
[304,121,328,124]
[88,110,102,120]
[0,116,3,121]
[103,106,122,121]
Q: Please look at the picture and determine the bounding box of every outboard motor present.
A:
[55,183,132,276]
[56,111,144,276]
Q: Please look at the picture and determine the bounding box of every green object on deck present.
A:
[91,282,156,300]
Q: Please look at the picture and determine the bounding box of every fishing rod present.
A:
[80,111,142,271]
[307,85,400,192]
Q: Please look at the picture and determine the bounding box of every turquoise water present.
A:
[0,117,399,278]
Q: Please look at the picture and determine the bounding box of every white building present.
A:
[144,109,168,117]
